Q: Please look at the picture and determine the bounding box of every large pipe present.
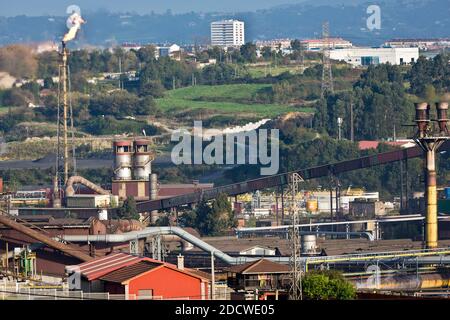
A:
[60,226,450,266]
[0,214,92,262]
[425,146,438,249]
[65,175,111,197]
[354,273,450,290]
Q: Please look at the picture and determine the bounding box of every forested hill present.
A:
[0,0,448,46]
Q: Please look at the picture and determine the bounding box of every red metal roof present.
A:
[358,140,413,150]
[67,252,210,282]
[99,261,163,283]
[67,253,158,281]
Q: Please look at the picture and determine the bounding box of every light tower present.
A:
[412,101,449,249]
[321,21,334,99]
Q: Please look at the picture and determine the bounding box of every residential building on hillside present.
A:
[384,38,450,51]
[211,20,245,47]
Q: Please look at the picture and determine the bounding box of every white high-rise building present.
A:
[210,20,245,47]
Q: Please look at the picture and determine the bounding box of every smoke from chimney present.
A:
[63,12,85,43]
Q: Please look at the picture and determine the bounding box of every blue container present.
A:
[446,188,450,200]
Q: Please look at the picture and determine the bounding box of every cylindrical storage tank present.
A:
[98,209,108,221]
[306,200,318,213]
[113,141,133,180]
[445,188,450,200]
[301,235,317,255]
[134,140,152,180]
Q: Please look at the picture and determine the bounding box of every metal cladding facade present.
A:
[134,140,153,180]
[101,261,210,300]
[113,141,133,181]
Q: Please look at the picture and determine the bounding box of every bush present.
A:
[301,270,356,300]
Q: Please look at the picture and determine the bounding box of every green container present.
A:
[438,199,450,214]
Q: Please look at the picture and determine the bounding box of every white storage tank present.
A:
[98,209,108,221]
[301,234,317,255]
[134,140,153,180]
[114,140,133,180]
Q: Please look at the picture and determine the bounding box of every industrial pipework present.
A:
[413,101,449,249]
[0,214,92,262]
[65,176,111,197]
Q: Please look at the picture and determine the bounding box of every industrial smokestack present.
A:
[436,102,449,134]
[415,102,430,138]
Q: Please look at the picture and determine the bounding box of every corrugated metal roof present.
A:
[68,253,147,281]
[67,252,211,282]
[226,259,290,275]
[99,261,163,283]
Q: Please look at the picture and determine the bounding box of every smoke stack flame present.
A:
[63,13,85,43]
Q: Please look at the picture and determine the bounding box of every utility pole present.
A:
[321,21,334,98]
[210,251,215,300]
[350,102,354,142]
[337,117,343,141]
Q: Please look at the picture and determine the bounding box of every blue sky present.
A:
[0,0,314,16]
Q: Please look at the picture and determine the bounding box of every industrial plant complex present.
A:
[0,2,450,308]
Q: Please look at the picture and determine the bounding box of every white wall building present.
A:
[211,20,245,47]
[330,47,419,67]
[301,38,353,51]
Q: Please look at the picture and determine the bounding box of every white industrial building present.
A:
[301,38,353,51]
[211,20,245,47]
[330,47,419,67]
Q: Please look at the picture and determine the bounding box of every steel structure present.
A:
[0,214,92,262]
[134,141,450,213]
[288,173,303,300]
[321,21,334,98]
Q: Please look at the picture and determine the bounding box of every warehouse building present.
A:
[66,253,211,300]
[330,47,419,67]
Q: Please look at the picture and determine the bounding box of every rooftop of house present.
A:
[226,259,290,275]
[67,252,211,283]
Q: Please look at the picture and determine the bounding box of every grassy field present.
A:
[246,65,302,78]
[156,84,314,118]
[0,106,10,114]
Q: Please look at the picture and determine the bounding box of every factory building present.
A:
[329,47,419,67]
[211,20,245,47]
[301,38,353,51]
[112,139,213,201]
[226,259,291,300]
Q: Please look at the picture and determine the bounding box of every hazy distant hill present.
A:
[0,0,448,47]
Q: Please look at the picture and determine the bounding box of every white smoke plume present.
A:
[63,12,85,43]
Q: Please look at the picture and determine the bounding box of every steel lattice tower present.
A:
[321,21,334,98]
[55,42,76,204]
[288,173,304,300]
